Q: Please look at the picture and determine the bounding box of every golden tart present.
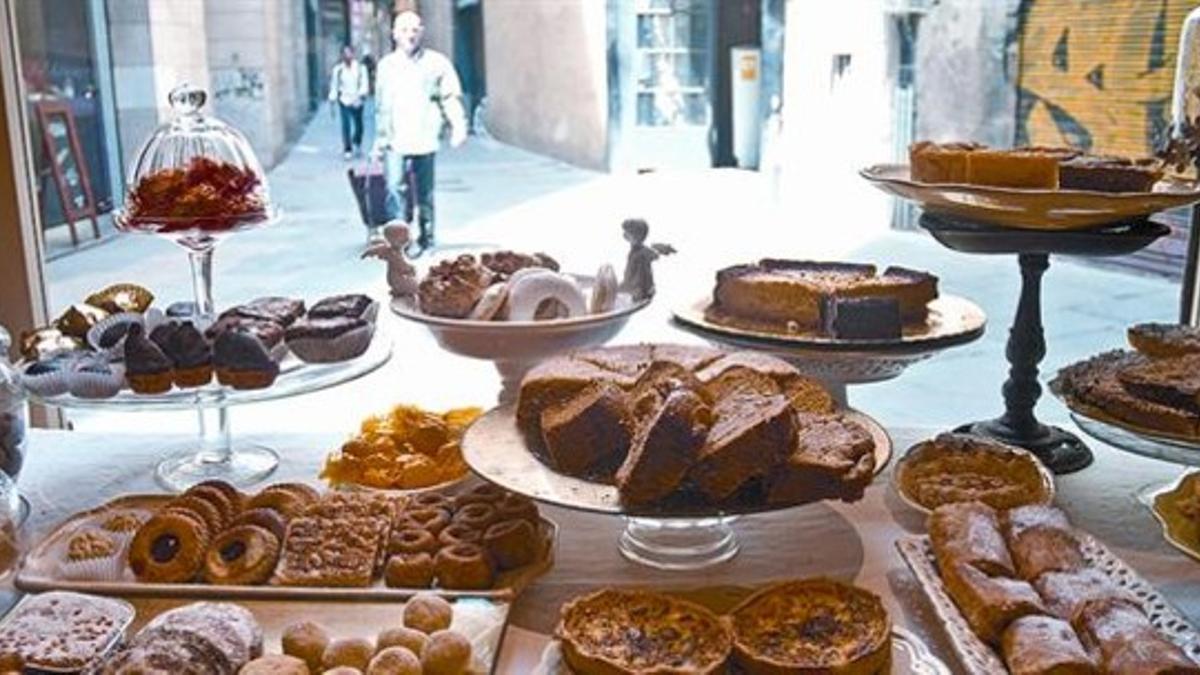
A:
[895,433,1052,511]
[728,578,891,675]
[556,588,731,675]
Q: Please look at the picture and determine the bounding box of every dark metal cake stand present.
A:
[919,212,1170,474]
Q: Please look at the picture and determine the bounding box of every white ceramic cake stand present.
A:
[392,291,651,404]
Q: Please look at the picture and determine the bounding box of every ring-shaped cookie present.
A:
[389,528,440,556]
[129,510,210,582]
[189,479,245,511]
[452,502,499,531]
[495,493,539,524]
[397,507,451,536]
[437,523,482,548]
[230,507,288,541]
[183,484,237,524]
[504,269,587,321]
[204,524,280,585]
[483,519,538,570]
[434,543,495,590]
[468,282,508,321]
[453,484,506,510]
[410,492,454,512]
[246,489,307,520]
[165,496,226,536]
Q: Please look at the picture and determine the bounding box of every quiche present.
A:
[728,579,891,675]
[895,433,1051,511]
[556,589,731,674]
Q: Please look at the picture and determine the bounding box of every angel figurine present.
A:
[361,221,418,298]
[619,218,675,302]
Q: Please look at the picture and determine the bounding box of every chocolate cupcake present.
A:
[124,323,174,394]
[165,322,213,388]
[224,297,306,327]
[149,320,180,354]
[285,316,374,363]
[214,331,279,390]
[205,316,286,362]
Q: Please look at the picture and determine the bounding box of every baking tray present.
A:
[16,494,556,601]
[896,534,1200,675]
[528,585,949,674]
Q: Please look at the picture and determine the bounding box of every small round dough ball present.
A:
[366,647,421,675]
[420,630,472,675]
[238,654,309,674]
[280,620,330,672]
[376,626,429,657]
[403,593,453,634]
[322,637,375,671]
[322,668,362,675]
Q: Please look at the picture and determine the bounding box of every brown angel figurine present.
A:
[619,218,675,302]
[361,221,418,298]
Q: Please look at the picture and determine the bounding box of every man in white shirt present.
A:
[329,45,369,159]
[373,10,467,255]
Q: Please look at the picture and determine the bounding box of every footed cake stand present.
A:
[29,336,391,491]
[392,289,650,404]
[461,404,892,570]
[919,213,1170,474]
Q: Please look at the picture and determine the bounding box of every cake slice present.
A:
[1073,598,1200,674]
[1001,615,1098,675]
[766,413,875,505]
[516,356,633,440]
[701,365,781,402]
[1034,568,1136,622]
[1128,323,1200,358]
[966,149,1060,188]
[540,381,632,478]
[910,140,982,183]
[942,561,1047,645]
[615,389,711,506]
[690,392,796,502]
[649,343,724,371]
[1058,155,1163,193]
[572,344,653,376]
[1117,353,1200,414]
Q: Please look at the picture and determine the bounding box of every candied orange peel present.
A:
[321,404,482,489]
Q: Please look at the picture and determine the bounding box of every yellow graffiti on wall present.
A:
[1018,0,1194,157]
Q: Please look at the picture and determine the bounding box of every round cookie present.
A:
[420,630,472,675]
[182,484,237,524]
[167,495,226,535]
[322,638,374,671]
[396,507,450,536]
[389,528,439,556]
[281,620,330,672]
[239,654,308,674]
[230,507,288,540]
[128,509,210,582]
[367,647,421,675]
[504,269,586,321]
[377,626,429,657]
[203,524,280,585]
[403,594,453,635]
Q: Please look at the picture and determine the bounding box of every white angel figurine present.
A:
[362,221,418,298]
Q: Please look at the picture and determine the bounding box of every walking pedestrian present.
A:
[330,45,368,160]
[373,10,467,257]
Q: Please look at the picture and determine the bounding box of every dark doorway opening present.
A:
[711,0,761,167]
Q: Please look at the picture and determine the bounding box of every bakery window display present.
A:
[897,501,1200,674]
[16,480,555,597]
[322,404,482,491]
[894,433,1055,512]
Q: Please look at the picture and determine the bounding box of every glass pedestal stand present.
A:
[154,404,279,492]
[919,212,1170,474]
[619,517,740,570]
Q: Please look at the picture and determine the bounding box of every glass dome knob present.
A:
[168,83,208,116]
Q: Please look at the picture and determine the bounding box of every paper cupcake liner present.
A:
[19,361,74,397]
[57,551,127,581]
[67,362,126,399]
[287,322,375,364]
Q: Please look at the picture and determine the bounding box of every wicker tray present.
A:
[16,494,556,601]
[896,534,1200,675]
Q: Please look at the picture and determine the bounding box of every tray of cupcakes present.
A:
[0,590,506,673]
[18,287,390,409]
[896,502,1200,674]
[16,480,555,600]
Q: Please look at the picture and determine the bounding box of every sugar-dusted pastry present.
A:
[403,593,453,634]
[480,250,559,279]
[1003,504,1084,581]
[420,630,472,675]
[557,589,730,675]
[1001,615,1098,675]
[504,268,588,321]
[942,561,1046,645]
[928,501,1015,577]
[614,389,711,506]
[728,578,891,675]
[0,592,132,672]
[1073,598,1200,674]
[1034,568,1136,622]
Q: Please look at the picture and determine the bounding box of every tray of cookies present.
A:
[16,480,556,601]
[532,578,950,674]
[897,501,1200,674]
[0,590,507,673]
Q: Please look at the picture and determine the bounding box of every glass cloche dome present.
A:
[116,83,276,249]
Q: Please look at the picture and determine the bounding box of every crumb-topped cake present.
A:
[556,589,731,675]
[728,579,891,675]
[706,259,938,338]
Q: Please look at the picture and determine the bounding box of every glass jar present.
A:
[0,326,27,480]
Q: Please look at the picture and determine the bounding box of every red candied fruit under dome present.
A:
[124,156,267,233]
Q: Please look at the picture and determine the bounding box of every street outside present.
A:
[45,108,1180,449]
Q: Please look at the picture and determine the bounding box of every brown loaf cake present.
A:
[517,344,873,507]
[767,414,876,505]
[910,140,982,183]
[707,259,938,335]
[1058,155,1163,193]
[1128,322,1200,358]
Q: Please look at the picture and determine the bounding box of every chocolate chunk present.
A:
[820,297,902,340]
